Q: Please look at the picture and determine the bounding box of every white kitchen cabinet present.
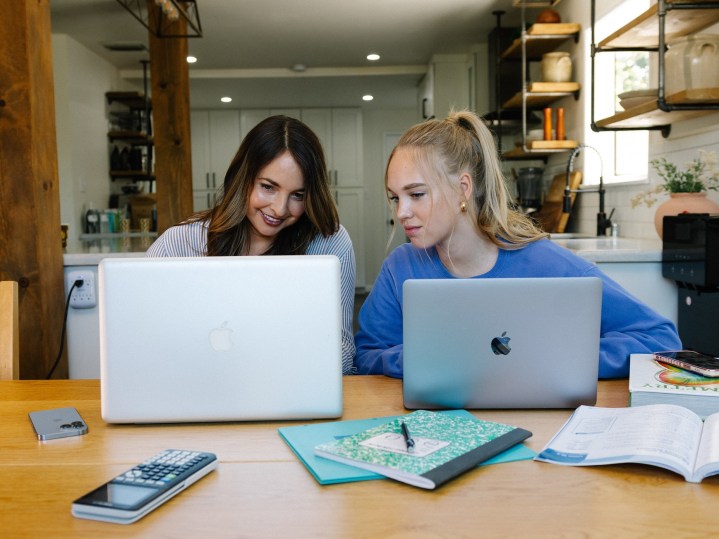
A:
[191,110,240,211]
[303,108,365,287]
[418,66,434,119]
[302,108,363,188]
[418,54,471,121]
[333,187,365,288]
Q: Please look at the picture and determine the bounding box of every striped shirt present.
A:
[146,220,357,374]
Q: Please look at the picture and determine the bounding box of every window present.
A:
[584,1,650,186]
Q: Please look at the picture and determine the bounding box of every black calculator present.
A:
[72,449,218,524]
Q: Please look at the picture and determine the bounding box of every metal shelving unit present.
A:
[106,61,154,187]
[590,0,719,138]
[493,3,581,161]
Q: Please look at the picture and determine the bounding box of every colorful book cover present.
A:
[279,410,535,485]
[313,410,532,489]
[629,354,719,418]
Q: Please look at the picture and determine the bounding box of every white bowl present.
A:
[618,89,657,110]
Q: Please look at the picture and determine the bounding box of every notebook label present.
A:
[360,433,449,457]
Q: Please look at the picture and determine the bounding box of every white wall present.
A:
[53,34,131,241]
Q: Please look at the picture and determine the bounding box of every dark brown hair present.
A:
[191,115,339,255]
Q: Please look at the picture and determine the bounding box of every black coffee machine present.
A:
[662,214,719,356]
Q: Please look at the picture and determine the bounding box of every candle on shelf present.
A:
[543,108,553,141]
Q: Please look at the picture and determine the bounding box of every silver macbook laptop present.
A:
[99,256,343,423]
[402,277,602,409]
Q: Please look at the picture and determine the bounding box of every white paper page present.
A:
[693,413,719,480]
[537,405,703,478]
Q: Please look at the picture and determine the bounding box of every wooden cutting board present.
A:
[533,171,582,233]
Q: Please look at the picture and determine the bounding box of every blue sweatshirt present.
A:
[354,240,681,379]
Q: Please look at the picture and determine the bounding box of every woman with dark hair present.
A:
[148,115,356,374]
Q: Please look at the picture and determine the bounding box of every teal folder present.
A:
[278,410,535,485]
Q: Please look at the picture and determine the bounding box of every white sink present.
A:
[548,233,595,240]
[551,237,643,251]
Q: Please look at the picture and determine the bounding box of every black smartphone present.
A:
[28,407,88,441]
[653,350,719,378]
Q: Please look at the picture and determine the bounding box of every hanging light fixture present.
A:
[115,0,203,38]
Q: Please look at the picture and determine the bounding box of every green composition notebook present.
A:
[279,410,535,485]
[313,410,532,489]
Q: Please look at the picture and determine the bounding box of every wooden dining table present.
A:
[2,376,719,538]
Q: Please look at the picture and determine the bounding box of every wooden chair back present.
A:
[0,281,20,380]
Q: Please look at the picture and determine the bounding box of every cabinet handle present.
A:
[207,193,211,208]
[212,172,216,188]
[205,173,210,189]
[422,98,428,119]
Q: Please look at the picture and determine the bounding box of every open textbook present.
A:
[535,404,719,483]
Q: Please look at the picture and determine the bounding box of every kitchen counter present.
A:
[61,234,676,379]
[63,233,157,266]
[550,236,663,263]
[550,235,675,327]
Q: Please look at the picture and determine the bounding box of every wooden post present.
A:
[0,0,67,378]
[147,2,194,233]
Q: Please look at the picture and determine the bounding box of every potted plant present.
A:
[631,150,719,238]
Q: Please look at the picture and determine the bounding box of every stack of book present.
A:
[629,354,719,419]
[280,410,533,489]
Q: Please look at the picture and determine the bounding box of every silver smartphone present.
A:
[28,407,88,441]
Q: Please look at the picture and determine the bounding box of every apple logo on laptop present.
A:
[209,321,233,352]
[491,331,511,355]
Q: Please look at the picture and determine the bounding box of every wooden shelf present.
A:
[503,140,578,159]
[107,131,153,144]
[106,91,150,110]
[503,82,580,109]
[501,23,581,59]
[595,88,719,129]
[109,170,155,181]
[598,1,719,49]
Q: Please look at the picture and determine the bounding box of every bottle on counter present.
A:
[84,203,100,234]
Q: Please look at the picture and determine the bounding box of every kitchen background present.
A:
[49,0,719,376]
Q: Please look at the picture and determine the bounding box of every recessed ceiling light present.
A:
[362,95,374,102]
[220,97,232,103]
[367,53,380,61]
[187,56,198,63]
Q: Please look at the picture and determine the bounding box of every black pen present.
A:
[400,421,415,452]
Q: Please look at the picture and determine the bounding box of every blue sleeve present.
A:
[353,262,405,378]
[594,270,682,378]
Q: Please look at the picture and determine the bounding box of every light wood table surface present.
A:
[2,376,719,538]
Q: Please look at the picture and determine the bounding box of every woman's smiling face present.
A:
[246,151,306,251]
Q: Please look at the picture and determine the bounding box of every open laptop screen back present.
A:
[99,256,342,423]
[402,277,601,409]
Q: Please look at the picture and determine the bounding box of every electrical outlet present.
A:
[66,271,96,309]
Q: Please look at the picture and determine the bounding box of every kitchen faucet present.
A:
[563,144,612,236]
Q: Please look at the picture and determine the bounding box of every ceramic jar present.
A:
[541,52,572,83]
[653,192,719,238]
[665,34,719,96]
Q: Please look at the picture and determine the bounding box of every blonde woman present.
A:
[354,110,680,378]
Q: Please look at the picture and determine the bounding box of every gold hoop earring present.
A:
[460,200,467,213]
